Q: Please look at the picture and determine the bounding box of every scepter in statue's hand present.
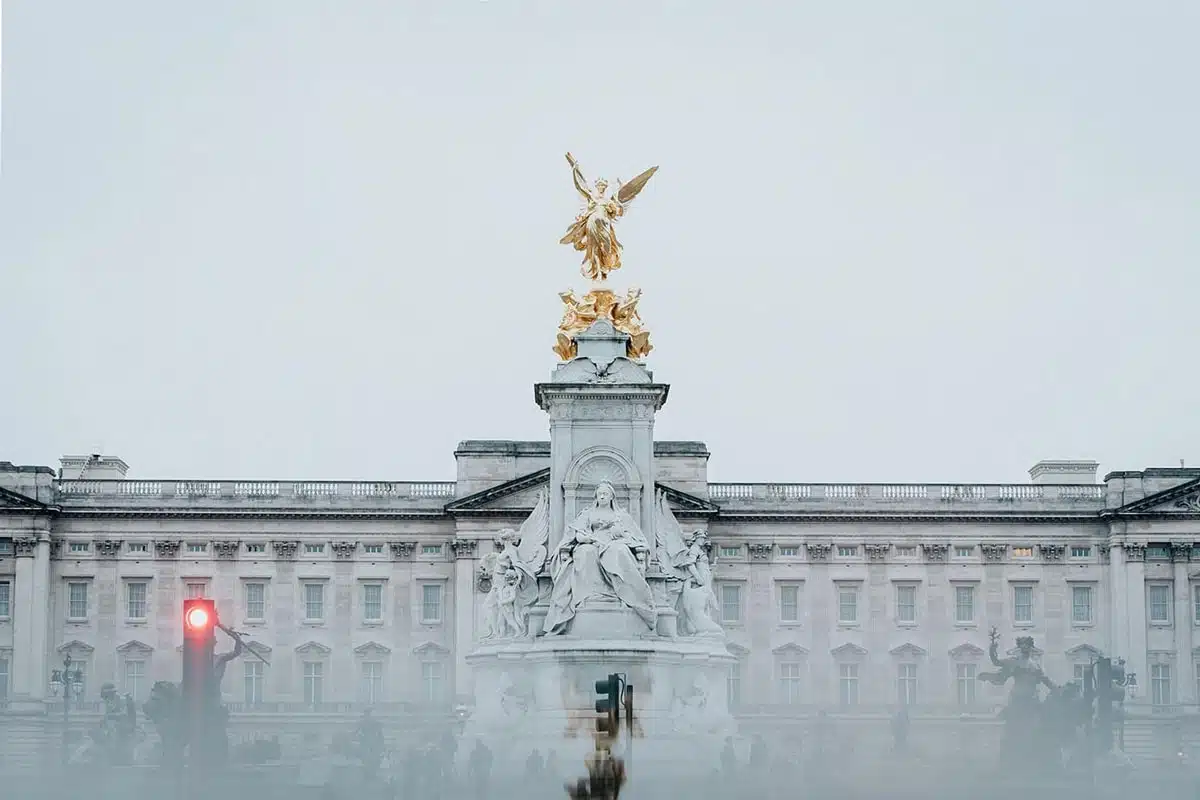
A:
[988,626,1000,646]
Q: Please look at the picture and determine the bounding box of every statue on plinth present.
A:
[559,153,658,284]
[655,492,723,636]
[544,482,656,635]
[978,627,1056,763]
[479,492,550,640]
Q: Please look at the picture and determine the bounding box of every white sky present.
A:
[1,2,1197,483]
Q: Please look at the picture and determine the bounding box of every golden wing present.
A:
[616,166,659,204]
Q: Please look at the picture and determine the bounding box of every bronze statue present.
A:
[978,627,1056,764]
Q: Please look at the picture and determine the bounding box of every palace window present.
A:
[421,544,443,556]
[895,546,917,558]
[361,661,383,704]
[836,545,858,558]
[421,584,443,624]
[0,581,10,618]
[1071,585,1094,625]
[838,663,859,707]
[1070,546,1091,559]
[779,662,803,705]
[837,585,859,624]
[779,584,800,623]
[304,544,325,555]
[128,543,148,554]
[778,546,799,557]
[953,546,973,559]
[363,584,383,622]
[956,663,977,706]
[895,585,917,624]
[185,582,207,599]
[244,661,264,706]
[69,542,89,554]
[0,653,9,701]
[720,584,742,624]
[1151,664,1172,706]
[1011,547,1034,559]
[954,585,975,624]
[1013,585,1034,624]
[897,663,917,706]
[363,544,384,555]
[67,582,89,620]
[123,659,146,702]
[1148,584,1173,624]
[727,661,742,710]
[303,661,324,705]
[246,543,266,554]
[421,660,444,704]
[303,583,325,622]
[186,543,206,554]
[126,582,148,620]
[244,582,266,620]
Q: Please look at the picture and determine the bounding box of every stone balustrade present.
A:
[707,482,1106,512]
[54,479,457,509]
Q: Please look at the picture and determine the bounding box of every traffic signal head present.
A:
[183,598,217,640]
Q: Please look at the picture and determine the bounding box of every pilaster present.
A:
[1123,544,1148,705]
[1173,544,1194,703]
[451,539,478,700]
[10,531,50,708]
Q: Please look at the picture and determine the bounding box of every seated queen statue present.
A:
[544,482,657,635]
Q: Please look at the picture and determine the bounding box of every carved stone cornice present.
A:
[272,540,299,560]
[864,543,890,562]
[748,543,773,561]
[1124,543,1146,562]
[450,539,478,559]
[980,544,1006,563]
[806,543,832,562]
[389,541,416,560]
[95,540,123,559]
[1172,543,1193,563]
[922,543,949,562]
[331,541,357,560]
[14,536,38,557]
[212,540,240,560]
[1040,544,1065,562]
[153,540,181,559]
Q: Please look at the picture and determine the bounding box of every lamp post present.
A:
[49,655,85,767]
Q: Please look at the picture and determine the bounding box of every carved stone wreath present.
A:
[980,544,1007,563]
[212,540,240,560]
[864,543,890,562]
[331,541,357,560]
[389,541,416,560]
[748,543,773,561]
[805,543,832,562]
[1039,544,1065,562]
[922,543,949,562]
[95,540,123,559]
[272,540,299,560]
[451,539,478,560]
[14,536,38,557]
[154,540,182,559]
[1124,543,1146,562]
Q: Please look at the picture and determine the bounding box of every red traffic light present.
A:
[183,598,216,637]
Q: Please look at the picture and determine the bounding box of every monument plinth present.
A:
[462,155,736,778]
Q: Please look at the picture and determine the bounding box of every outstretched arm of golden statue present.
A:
[616,165,659,204]
[566,152,593,201]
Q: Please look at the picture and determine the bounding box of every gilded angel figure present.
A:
[560,153,658,283]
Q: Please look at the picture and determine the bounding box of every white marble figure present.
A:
[544,482,656,635]
[479,491,550,640]
[655,492,723,636]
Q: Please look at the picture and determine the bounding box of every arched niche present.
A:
[561,447,643,534]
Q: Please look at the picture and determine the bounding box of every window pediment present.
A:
[412,641,450,657]
[889,642,927,659]
[831,642,867,661]
[57,639,95,656]
[725,643,750,657]
[1065,644,1103,661]
[771,642,809,657]
[295,641,331,656]
[355,641,392,656]
[116,640,153,655]
[949,643,985,660]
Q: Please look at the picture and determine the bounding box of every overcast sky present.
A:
[2,2,1197,484]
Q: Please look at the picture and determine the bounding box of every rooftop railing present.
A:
[707,482,1106,512]
[55,479,457,507]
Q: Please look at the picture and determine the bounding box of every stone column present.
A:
[10,533,50,708]
[1123,544,1148,706]
[1173,544,1194,704]
[1108,543,1128,666]
[451,539,478,702]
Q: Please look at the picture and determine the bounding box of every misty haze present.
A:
[1,2,1199,799]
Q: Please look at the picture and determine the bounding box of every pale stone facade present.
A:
[5,414,1200,766]
[4,451,1200,720]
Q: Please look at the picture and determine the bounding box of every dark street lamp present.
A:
[49,656,85,766]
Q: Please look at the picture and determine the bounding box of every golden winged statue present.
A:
[560,153,658,283]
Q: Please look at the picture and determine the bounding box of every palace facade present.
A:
[3,446,1200,763]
